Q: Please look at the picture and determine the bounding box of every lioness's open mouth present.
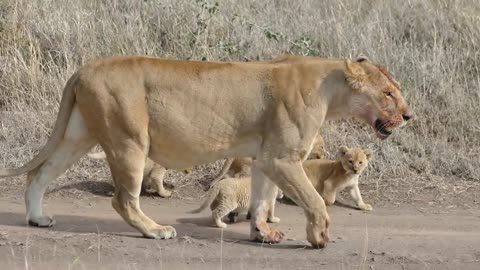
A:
[374,119,392,140]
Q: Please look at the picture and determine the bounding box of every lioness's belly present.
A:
[145,73,265,169]
[148,110,261,168]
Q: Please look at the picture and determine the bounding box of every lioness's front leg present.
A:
[253,159,330,248]
[348,184,372,211]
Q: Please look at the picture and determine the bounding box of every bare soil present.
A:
[1,182,479,270]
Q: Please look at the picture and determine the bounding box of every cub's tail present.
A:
[87,151,107,160]
[189,184,221,214]
[209,158,234,189]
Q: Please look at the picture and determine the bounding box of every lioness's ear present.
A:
[345,59,367,90]
[355,54,370,63]
[364,149,373,160]
[338,145,349,156]
[345,59,367,77]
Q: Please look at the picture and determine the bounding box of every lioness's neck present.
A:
[310,61,355,121]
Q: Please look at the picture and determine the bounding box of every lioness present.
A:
[0,55,412,248]
[303,146,373,211]
[190,176,282,228]
[88,151,174,198]
[209,134,325,189]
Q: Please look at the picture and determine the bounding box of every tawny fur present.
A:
[191,177,281,228]
[303,146,373,211]
[0,55,412,247]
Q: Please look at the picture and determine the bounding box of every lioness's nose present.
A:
[402,109,414,121]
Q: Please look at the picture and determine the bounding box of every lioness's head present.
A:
[344,57,413,140]
[337,146,372,175]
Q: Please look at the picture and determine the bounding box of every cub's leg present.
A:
[321,181,337,206]
[266,187,280,223]
[252,159,330,248]
[348,184,372,211]
[227,211,239,223]
[26,107,96,227]
[146,162,172,198]
[249,163,284,243]
[211,202,238,228]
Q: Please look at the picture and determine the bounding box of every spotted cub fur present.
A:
[190,177,281,228]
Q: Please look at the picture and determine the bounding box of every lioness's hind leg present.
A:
[26,107,96,227]
[108,146,176,239]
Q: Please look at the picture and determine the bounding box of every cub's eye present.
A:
[349,160,353,164]
[359,161,363,164]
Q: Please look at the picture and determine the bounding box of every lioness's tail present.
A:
[189,185,220,214]
[0,72,79,177]
[209,158,234,189]
[87,151,107,160]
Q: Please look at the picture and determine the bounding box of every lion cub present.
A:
[209,134,325,188]
[190,177,281,228]
[303,146,373,211]
[88,151,176,198]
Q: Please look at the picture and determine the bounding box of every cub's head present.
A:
[344,56,414,140]
[337,146,373,175]
[307,135,325,160]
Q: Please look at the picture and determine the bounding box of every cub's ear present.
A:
[338,145,350,156]
[364,149,374,161]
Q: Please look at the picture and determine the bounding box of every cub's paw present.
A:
[157,189,173,198]
[358,203,373,211]
[267,216,280,223]
[227,212,239,223]
[215,221,228,228]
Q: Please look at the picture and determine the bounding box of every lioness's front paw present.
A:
[144,225,177,239]
[358,203,373,211]
[306,212,330,249]
[28,215,56,227]
[251,225,284,243]
[267,216,280,223]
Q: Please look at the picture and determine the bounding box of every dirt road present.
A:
[0,195,479,270]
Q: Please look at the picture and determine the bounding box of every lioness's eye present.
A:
[359,161,363,164]
[349,160,353,164]
[385,92,393,97]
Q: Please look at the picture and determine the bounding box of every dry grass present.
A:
[0,0,479,203]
